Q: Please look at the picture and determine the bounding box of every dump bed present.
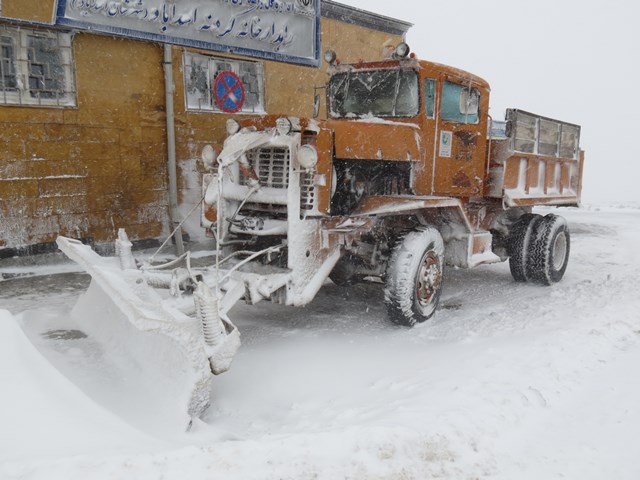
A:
[487,109,584,207]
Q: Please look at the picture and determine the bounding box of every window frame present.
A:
[440,80,480,125]
[423,78,436,119]
[183,51,265,115]
[0,25,76,108]
[327,68,420,119]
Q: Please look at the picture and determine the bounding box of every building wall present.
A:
[0,0,56,24]
[0,34,169,252]
[0,8,407,254]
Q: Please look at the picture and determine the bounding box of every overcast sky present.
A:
[339,0,640,203]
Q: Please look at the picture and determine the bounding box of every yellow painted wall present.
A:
[0,33,168,248]
[0,17,403,251]
[0,0,56,23]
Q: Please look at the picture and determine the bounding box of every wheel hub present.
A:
[552,231,568,270]
[416,252,442,307]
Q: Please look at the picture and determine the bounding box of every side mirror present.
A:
[313,94,320,119]
[459,88,479,116]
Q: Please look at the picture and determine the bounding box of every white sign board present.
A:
[439,130,452,158]
[55,0,320,66]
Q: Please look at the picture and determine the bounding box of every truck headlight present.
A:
[324,49,337,65]
[226,119,241,136]
[394,42,411,59]
[201,145,218,171]
[298,144,318,170]
[276,117,292,135]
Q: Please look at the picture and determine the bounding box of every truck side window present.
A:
[441,81,479,124]
[424,78,435,118]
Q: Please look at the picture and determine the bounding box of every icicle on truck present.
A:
[56,43,584,422]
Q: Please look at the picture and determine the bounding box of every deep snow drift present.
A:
[1,205,640,479]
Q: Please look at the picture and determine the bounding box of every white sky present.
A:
[338,0,640,203]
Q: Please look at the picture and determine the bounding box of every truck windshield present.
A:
[328,69,419,118]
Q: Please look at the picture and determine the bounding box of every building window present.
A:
[184,51,264,114]
[0,26,75,107]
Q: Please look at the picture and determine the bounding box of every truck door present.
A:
[412,77,438,196]
[433,79,487,197]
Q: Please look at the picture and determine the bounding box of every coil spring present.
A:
[194,282,225,347]
[142,272,172,289]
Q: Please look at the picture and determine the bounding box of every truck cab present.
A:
[326,58,490,200]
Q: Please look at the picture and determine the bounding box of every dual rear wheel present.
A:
[507,213,570,285]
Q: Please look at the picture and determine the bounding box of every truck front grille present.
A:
[300,172,315,211]
[243,147,290,189]
[241,146,316,212]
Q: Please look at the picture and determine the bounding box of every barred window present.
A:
[184,51,264,114]
[0,26,75,107]
[1,35,17,91]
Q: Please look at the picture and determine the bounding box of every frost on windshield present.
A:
[329,69,419,118]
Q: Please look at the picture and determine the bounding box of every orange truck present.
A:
[200,43,584,326]
[53,43,583,420]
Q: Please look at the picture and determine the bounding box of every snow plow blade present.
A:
[55,235,241,427]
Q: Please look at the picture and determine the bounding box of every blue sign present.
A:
[55,0,320,67]
[213,71,245,113]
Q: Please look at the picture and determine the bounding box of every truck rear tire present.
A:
[507,213,541,282]
[526,214,570,285]
[385,226,444,327]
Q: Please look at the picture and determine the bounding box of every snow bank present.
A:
[0,310,159,465]
[2,207,640,479]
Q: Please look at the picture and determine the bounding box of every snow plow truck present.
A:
[55,43,584,424]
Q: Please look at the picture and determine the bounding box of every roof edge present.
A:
[321,1,412,37]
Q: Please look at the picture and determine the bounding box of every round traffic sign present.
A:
[213,71,245,114]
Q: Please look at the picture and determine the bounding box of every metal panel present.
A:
[243,147,291,189]
[506,109,581,160]
[299,172,316,211]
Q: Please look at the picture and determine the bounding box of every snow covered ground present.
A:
[1,205,640,479]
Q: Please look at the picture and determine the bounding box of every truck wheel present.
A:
[526,214,570,285]
[507,213,541,282]
[385,227,444,327]
[329,254,363,286]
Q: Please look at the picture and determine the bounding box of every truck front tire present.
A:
[385,227,444,327]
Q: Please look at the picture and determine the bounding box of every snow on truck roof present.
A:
[335,59,491,90]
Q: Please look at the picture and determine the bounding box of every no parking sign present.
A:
[213,71,245,113]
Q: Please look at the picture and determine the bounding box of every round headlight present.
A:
[323,49,337,65]
[394,42,411,59]
[226,119,241,136]
[201,145,218,171]
[276,117,292,135]
[298,144,318,170]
